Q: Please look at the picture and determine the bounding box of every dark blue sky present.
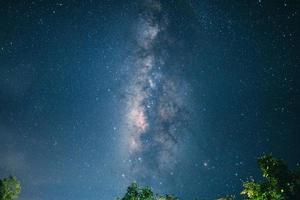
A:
[0,1,299,199]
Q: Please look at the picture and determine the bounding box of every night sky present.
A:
[0,1,299,200]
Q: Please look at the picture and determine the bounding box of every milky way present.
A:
[120,0,191,178]
[1,0,299,199]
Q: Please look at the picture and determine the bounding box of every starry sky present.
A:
[0,0,299,200]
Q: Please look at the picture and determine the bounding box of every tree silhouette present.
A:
[117,182,178,200]
[240,155,300,200]
[1,155,299,200]
[0,176,21,200]
[120,155,300,200]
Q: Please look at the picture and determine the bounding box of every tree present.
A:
[0,176,21,200]
[117,182,178,200]
[117,182,155,200]
[241,155,300,200]
[217,196,235,200]
[119,155,300,200]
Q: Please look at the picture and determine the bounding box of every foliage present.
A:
[240,155,300,200]
[117,182,178,200]
[0,176,21,200]
[1,155,299,200]
[217,196,235,200]
[120,155,299,200]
